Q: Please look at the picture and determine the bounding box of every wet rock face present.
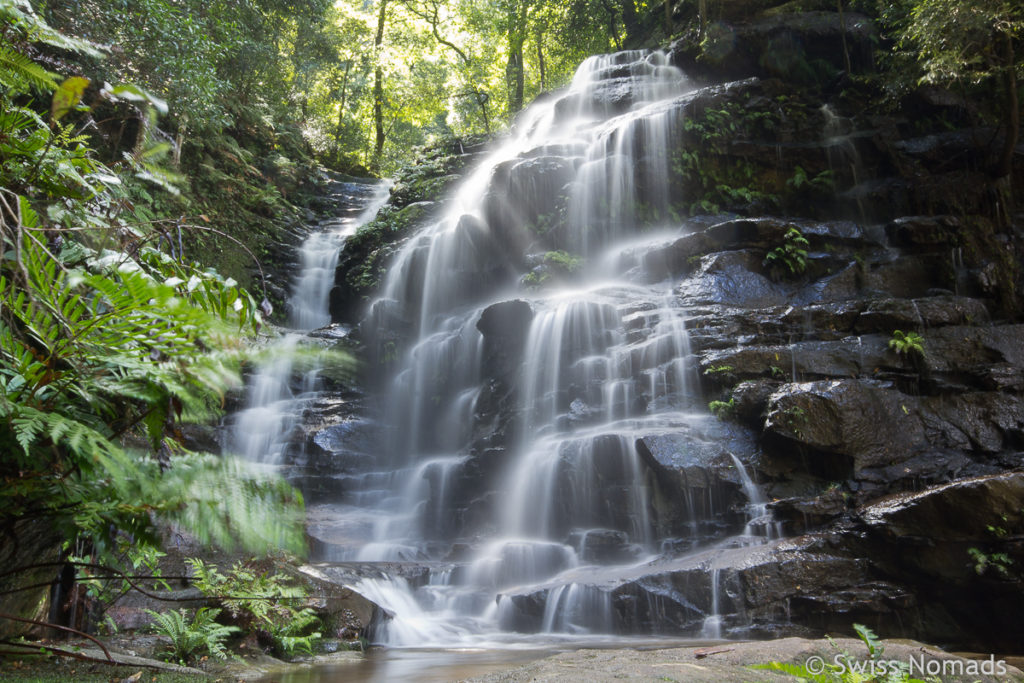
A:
[764,379,928,473]
[851,472,1024,651]
[501,537,914,637]
[303,36,1024,650]
[670,12,878,84]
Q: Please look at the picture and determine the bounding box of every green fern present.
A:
[888,330,926,358]
[270,607,322,658]
[145,607,239,663]
[0,43,57,92]
[187,558,321,659]
[764,227,810,279]
[750,661,835,682]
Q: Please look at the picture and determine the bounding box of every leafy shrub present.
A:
[0,4,306,584]
[145,607,239,663]
[187,558,322,659]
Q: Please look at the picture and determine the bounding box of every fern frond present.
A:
[145,607,238,662]
[0,43,57,93]
[749,661,836,682]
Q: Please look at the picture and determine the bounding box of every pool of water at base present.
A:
[258,636,723,683]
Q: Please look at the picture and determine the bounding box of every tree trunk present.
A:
[506,1,528,117]
[601,0,622,49]
[475,91,491,134]
[418,0,491,134]
[506,46,524,115]
[335,61,352,160]
[697,0,708,39]
[372,0,388,171]
[536,27,546,92]
[994,30,1019,182]
[620,0,639,39]
[664,0,672,37]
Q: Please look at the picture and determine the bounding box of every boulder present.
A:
[853,472,1024,651]
[476,300,534,382]
[670,12,878,84]
[764,379,928,473]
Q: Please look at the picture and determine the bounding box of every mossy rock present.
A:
[332,201,437,320]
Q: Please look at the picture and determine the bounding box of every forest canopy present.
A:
[36,0,633,174]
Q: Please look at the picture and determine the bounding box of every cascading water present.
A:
[313,51,781,645]
[228,181,390,466]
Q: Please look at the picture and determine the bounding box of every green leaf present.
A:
[51,76,90,121]
[110,83,169,115]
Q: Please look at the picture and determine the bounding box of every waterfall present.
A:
[301,51,778,645]
[227,181,390,466]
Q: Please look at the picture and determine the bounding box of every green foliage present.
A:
[752,623,930,682]
[0,8,307,582]
[187,558,322,659]
[543,249,583,272]
[703,364,734,375]
[524,250,585,288]
[0,42,57,92]
[788,166,835,192]
[891,0,1023,87]
[968,547,1014,577]
[709,397,735,418]
[764,227,810,279]
[675,100,782,215]
[888,330,926,357]
[145,607,239,663]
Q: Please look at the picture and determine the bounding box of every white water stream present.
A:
[229,181,390,465]
[235,50,781,649]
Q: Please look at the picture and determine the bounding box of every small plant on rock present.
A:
[968,547,1014,578]
[764,227,810,279]
[146,607,239,664]
[709,397,735,418]
[787,166,835,192]
[888,330,926,358]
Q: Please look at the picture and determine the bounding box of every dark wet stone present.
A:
[851,472,1024,651]
[636,424,752,537]
[769,488,850,534]
[856,295,990,333]
[678,250,789,308]
[885,215,963,247]
[477,300,534,382]
[764,379,928,472]
[567,529,641,563]
[670,12,878,84]
[500,536,910,637]
[732,379,783,424]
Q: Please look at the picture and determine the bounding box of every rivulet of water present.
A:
[228,181,390,466]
